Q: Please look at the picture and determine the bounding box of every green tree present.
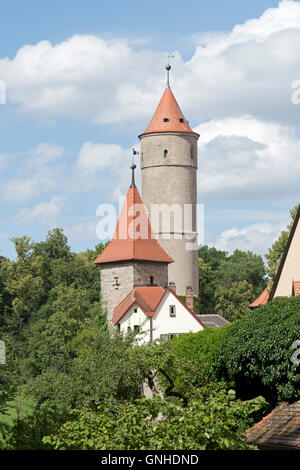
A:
[42,388,267,450]
[215,280,254,322]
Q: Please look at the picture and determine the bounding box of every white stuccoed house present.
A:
[112,285,205,344]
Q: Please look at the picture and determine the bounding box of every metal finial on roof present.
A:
[166,54,174,88]
[130,148,139,188]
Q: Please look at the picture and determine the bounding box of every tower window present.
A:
[163,118,169,122]
[164,149,168,158]
[113,276,121,289]
[150,276,154,285]
[179,118,184,123]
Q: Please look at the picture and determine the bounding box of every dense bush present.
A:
[216,296,300,404]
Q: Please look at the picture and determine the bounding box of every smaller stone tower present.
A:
[94,164,174,324]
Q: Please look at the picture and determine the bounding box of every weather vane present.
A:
[166,54,174,88]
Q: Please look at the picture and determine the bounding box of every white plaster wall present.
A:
[152,291,203,341]
[118,291,203,344]
[119,305,151,344]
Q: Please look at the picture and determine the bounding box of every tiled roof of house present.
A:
[249,286,270,309]
[94,185,174,265]
[197,314,229,328]
[293,280,300,296]
[112,286,165,325]
[112,286,206,328]
[140,87,198,136]
[246,401,300,449]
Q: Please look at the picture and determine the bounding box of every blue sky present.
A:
[0,0,299,259]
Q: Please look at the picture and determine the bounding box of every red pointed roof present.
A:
[94,185,174,265]
[141,87,198,136]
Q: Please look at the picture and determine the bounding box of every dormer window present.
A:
[163,118,169,122]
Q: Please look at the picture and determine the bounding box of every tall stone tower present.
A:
[139,66,199,296]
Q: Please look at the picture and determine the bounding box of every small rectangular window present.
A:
[150,276,154,285]
[179,118,184,123]
[134,325,139,331]
[169,305,176,317]
[163,118,169,122]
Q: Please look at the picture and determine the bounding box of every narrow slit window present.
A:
[164,149,168,158]
[169,305,176,317]
[150,276,154,285]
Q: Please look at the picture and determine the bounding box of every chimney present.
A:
[186,286,194,312]
[168,282,176,294]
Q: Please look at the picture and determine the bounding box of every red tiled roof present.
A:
[112,286,165,325]
[141,87,198,136]
[94,185,174,265]
[246,401,300,449]
[112,286,206,328]
[293,280,300,296]
[249,286,270,308]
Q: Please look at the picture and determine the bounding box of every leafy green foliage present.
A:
[43,388,267,450]
[198,246,266,315]
[215,280,254,321]
[216,296,300,404]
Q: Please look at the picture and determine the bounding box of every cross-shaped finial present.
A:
[166,54,174,88]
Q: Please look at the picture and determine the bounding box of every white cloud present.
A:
[76,142,127,174]
[65,219,98,240]
[1,2,300,126]
[211,221,284,256]
[196,115,300,202]
[0,153,14,172]
[27,142,64,168]
[73,141,140,199]
[15,196,64,224]
[1,142,64,203]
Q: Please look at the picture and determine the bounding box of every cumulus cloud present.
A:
[73,141,140,199]
[15,195,64,224]
[211,221,284,256]
[1,142,65,203]
[1,2,300,126]
[196,115,300,202]
[65,219,98,240]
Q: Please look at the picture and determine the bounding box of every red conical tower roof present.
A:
[94,184,174,265]
[141,87,198,136]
